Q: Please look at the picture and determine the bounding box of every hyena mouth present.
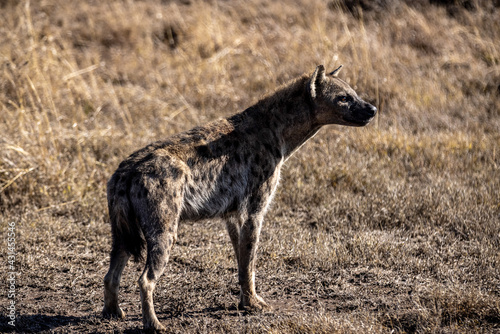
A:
[349,104,377,126]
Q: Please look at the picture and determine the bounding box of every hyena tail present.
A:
[108,189,146,263]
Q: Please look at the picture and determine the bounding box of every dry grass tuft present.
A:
[0,0,499,333]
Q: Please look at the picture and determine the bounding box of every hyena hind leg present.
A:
[103,245,130,319]
[139,219,179,332]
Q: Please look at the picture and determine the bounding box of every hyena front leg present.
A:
[225,216,240,266]
[103,244,130,319]
[237,213,270,311]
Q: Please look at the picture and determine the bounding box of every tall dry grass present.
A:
[0,0,499,332]
[1,0,498,211]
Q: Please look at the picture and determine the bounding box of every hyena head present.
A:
[309,65,377,127]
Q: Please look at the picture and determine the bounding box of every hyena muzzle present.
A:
[102,65,376,332]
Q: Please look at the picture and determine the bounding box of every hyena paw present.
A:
[144,319,166,333]
[239,294,271,312]
[102,305,126,319]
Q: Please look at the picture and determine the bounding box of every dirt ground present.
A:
[1,0,499,333]
[4,200,498,333]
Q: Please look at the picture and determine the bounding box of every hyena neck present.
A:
[231,76,320,159]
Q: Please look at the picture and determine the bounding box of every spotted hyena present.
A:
[103,65,377,331]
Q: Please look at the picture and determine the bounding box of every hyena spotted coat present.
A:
[103,65,377,332]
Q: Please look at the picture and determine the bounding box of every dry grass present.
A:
[0,0,499,333]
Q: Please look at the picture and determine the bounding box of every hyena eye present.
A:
[338,96,349,103]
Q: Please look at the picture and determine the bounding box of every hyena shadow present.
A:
[0,314,96,333]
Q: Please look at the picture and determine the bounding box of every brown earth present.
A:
[0,0,499,333]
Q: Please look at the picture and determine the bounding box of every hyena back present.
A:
[103,65,376,332]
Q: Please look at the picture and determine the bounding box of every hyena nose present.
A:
[367,104,377,118]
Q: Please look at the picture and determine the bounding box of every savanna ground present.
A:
[1,0,499,332]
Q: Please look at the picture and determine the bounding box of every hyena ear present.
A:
[309,65,326,99]
[329,65,343,77]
